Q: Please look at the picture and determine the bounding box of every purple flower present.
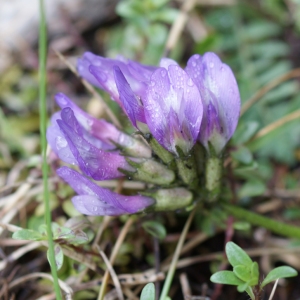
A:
[46,94,140,180]
[185,52,240,154]
[79,53,203,155]
[77,52,155,108]
[57,167,154,216]
[51,93,152,158]
[142,59,203,155]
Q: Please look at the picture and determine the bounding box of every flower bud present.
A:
[185,52,240,155]
[146,188,193,211]
[124,158,175,185]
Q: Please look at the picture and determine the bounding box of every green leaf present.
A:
[240,21,281,40]
[38,224,48,235]
[237,282,249,292]
[50,222,89,245]
[250,262,259,285]
[260,266,298,288]
[210,271,244,286]
[245,286,255,300]
[226,242,253,268]
[149,8,178,23]
[232,121,259,145]
[233,221,251,231]
[233,265,251,282]
[231,146,253,164]
[142,221,166,240]
[116,1,139,19]
[238,179,266,198]
[51,222,73,240]
[140,282,155,300]
[48,244,64,271]
[12,229,44,241]
[64,216,90,230]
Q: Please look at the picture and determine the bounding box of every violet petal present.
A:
[46,112,76,165]
[57,108,129,180]
[185,52,240,153]
[144,65,202,154]
[57,167,154,216]
[113,66,146,127]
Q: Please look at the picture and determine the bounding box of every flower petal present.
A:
[57,108,130,180]
[57,167,154,216]
[144,65,202,154]
[160,57,178,69]
[185,52,240,153]
[77,52,104,88]
[113,66,146,127]
[46,112,76,165]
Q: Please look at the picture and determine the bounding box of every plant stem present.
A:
[159,208,196,300]
[223,204,300,239]
[98,217,135,300]
[39,1,62,298]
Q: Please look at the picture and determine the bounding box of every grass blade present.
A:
[39,0,62,298]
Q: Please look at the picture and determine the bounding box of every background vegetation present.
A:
[1,0,300,299]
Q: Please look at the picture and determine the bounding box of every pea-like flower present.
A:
[47,51,241,216]
[78,52,156,130]
[185,52,240,154]
[46,93,174,215]
[57,166,154,216]
[79,53,203,155]
[144,59,203,155]
[47,93,146,181]
[114,59,203,155]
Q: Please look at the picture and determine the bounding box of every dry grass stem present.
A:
[0,272,72,300]
[241,68,300,116]
[160,246,300,272]
[251,109,300,141]
[0,222,23,232]
[163,231,211,265]
[268,279,279,300]
[97,217,135,300]
[0,238,31,246]
[0,241,44,271]
[61,246,99,272]
[122,287,139,300]
[0,183,50,236]
[164,0,197,54]
[92,216,112,251]
[97,246,124,300]
[0,182,31,212]
[117,270,165,286]
[180,273,192,299]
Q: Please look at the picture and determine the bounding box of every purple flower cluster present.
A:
[78,52,240,155]
[47,52,240,216]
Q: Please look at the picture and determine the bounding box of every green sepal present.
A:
[205,156,222,200]
[126,158,175,185]
[144,187,193,211]
[148,136,174,164]
[109,134,152,158]
[175,146,198,188]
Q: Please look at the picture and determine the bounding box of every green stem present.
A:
[223,204,300,239]
[39,1,62,298]
[159,208,196,300]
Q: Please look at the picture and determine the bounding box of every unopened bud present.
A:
[117,133,152,158]
[147,188,193,211]
[125,158,175,185]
